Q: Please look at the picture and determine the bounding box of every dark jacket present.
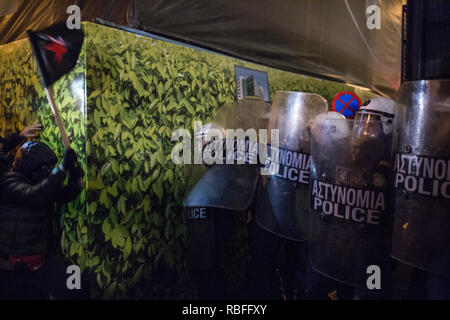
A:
[0,168,82,256]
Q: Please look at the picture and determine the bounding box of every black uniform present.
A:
[186,207,234,299]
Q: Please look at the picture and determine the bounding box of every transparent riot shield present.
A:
[255,91,328,241]
[183,98,270,269]
[391,80,450,278]
[309,112,395,288]
[185,207,216,270]
[183,97,271,210]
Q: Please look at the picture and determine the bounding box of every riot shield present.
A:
[309,112,395,287]
[183,98,270,270]
[185,207,216,270]
[391,80,450,278]
[183,97,271,210]
[255,91,328,241]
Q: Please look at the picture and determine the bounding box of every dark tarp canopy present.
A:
[0,0,403,97]
[0,0,135,45]
[134,0,403,97]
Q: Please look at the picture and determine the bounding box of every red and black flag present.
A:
[27,22,84,88]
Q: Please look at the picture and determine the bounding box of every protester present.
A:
[0,141,85,299]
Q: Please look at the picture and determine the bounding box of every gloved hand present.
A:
[60,148,78,173]
[70,160,85,180]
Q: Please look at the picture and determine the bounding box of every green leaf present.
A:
[131,177,138,193]
[144,177,152,191]
[111,159,119,175]
[102,260,112,284]
[103,281,117,300]
[164,169,174,183]
[107,183,119,197]
[110,208,118,225]
[110,104,120,118]
[151,168,160,180]
[117,225,130,239]
[130,265,144,287]
[89,202,97,215]
[102,219,112,237]
[165,203,173,219]
[152,213,161,226]
[69,243,79,257]
[99,189,107,206]
[124,237,132,259]
[143,197,151,213]
[117,195,127,215]
[96,273,104,289]
[89,90,101,99]
[88,179,105,190]
[130,72,144,95]
[157,82,164,98]
[124,149,134,159]
[111,227,124,248]
[181,98,195,115]
[137,176,145,192]
[90,256,100,267]
[149,228,160,240]
[152,179,163,200]
[166,101,177,111]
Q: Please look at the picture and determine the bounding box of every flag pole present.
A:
[44,86,71,149]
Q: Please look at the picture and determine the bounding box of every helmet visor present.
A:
[352,112,384,142]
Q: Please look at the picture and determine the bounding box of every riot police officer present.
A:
[183,98,270,299]
[183,123,233,299]
[250,91,328,299]
[391,80,450,300]
[309,97,396,300]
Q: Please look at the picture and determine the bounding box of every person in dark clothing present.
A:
[187,207,234,300]
[0,140,84,299]
[247,221,285,300]
[406,269,450,300]
[0,123,42,176]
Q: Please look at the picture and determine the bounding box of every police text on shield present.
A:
[264,146,311,184]
[311,180,386,224]
[395,154,450,199]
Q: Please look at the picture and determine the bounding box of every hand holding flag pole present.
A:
[27,23,84,150]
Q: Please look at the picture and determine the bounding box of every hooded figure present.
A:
[0,124,42,176]
[0,141,83,299]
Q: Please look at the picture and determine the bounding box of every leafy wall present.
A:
[0,21,361,299]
